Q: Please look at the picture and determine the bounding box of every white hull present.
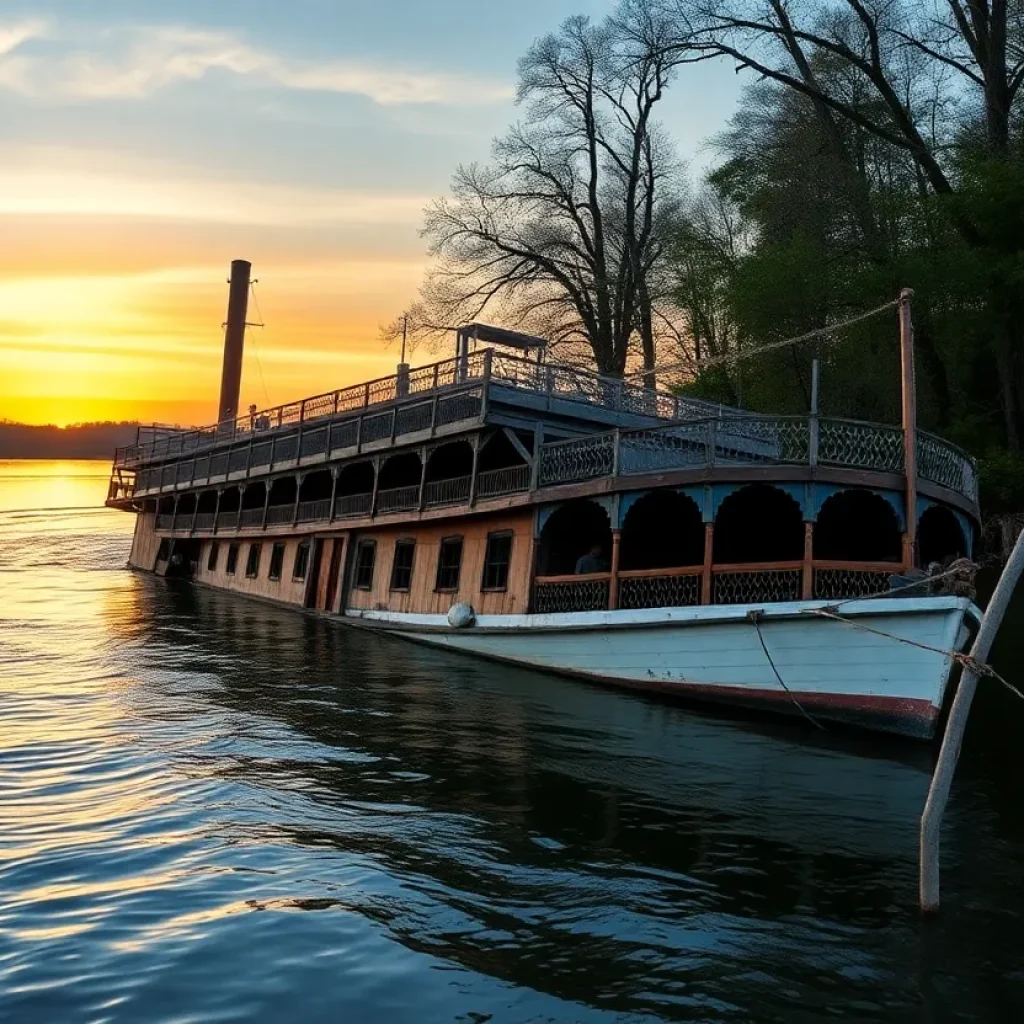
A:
[346,597,980,739]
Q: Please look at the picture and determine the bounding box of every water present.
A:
[2,461,1023,1023]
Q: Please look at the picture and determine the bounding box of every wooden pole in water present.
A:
[899,289,918,570]
[919,527,1024,912]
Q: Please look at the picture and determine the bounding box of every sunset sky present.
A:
[0,0,740,428]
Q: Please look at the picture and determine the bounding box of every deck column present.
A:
[235,485,244,533]
[212,488,223,533]
[292,473,302,525]
[190,497,199,535]
[802,521,814,599]
[609,530,621,610]
[468,436,481,507]
[261,480,271,530]
[417,446,428,511]
[369,458,381,517]
[329,467,339,523]
[701,522,714,605]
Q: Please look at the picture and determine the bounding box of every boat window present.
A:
[207,542,219,572]
[293,539,311,580]
[226,543,239,575]
[268,542,286,581]
[390,540,416,592]
[353,540,377,590]
[245,543,262,579]
[481,532,513,591]
[435,536,463,592]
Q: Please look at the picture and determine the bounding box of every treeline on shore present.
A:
[0,421,139,460]
[387,0,1024,511]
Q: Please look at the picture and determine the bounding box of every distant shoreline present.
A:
[0,421,140,461]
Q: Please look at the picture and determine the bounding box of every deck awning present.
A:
[459,323,547,350]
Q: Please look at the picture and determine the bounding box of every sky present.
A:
[0,0,742,427]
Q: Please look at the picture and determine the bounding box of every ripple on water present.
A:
[2,466,1024,1022]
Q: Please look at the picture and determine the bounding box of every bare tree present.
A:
[383,12,684,377]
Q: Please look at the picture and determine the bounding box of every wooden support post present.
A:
[609,530,621,610]
[292,473,302,525]
[612,429,621,477]
[235,485,244,533]
[530,423,543,492]
[900,288,918,570]
[212,489,222,534]
[328,467,339,523]
[702,522,714,605]
[802,521,814,599]
[261,480,271,530]
[369,458,380,517]
[920,527,1024,913]
[468,436,481,507]
[417,447,429,511]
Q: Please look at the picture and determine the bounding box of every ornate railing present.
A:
[813,566,894,600]
[114,348,690,469]
[265,504,295,526]
[377,485,420,514]
[535,415,977,504]
[618,569,702,609]
[533,576,611,614]
[424,475,471,508]
[712,566,803,605]
[335,493,373,519]
[477,463,531,498]
[297,499,332,523]
[216,511,239,531]
[239,509,264,529]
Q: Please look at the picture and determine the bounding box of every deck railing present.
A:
[114,348,692,469]
[376,485,420,514]
[424,475,472,508]
[536,414,978,503]
[334,493,373,519]
[533,560,902,612]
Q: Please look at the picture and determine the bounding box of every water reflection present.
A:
[2,464,1023,1022]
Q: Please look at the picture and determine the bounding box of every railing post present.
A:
[802,521,814,599]
[329,467,339,523]
[531,424,543,492]
[612,429,621,477]
[468,435,481,507]
[702,523,714,605]
[355,412,364,454]
[706,420,717,469]
[364,382,371,410]
[900,288,918,570]
[418,447,429,511]
[609,530,621,610]
[369,458,380,517]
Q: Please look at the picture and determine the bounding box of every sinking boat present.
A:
[106,262,981,740]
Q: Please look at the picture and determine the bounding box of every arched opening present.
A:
[713,484,803,563]
[377,452,422,513]
[265,475,297,525]
[196,491,218,514]
[620,490,704,570]
[814,490,901,562]
[538,499,612,575]
[297,470,333,522]
[335,462,375,519]
[240,481,266,511]
[477,430,532,498]
[919,505,967,567]
[424,441,473,506]
[299,470,332,502]
[218,487,241,513]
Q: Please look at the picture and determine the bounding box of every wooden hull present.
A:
[346,597,979,740]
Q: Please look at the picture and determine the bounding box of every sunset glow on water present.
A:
[1,462,1023,1021]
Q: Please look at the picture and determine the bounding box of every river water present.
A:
[1,460,1023,1023]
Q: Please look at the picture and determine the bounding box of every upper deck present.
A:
[113,349,723,472]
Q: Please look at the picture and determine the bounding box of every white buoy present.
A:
[447,603,475,628]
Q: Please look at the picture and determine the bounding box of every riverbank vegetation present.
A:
[387,0,1024,510]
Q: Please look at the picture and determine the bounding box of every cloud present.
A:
[0,21,512,107]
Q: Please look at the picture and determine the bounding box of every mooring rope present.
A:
[801,606,1024,706]
[624,298,901,382]
[748,609,826,730]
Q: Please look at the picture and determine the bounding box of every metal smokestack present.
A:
[217,259,252,423]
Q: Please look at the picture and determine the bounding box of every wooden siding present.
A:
[344,510,535,616]
[195,535,308,606]
[128,512,162,570]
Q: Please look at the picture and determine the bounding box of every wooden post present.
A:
[212,489,222,534]
[702,522,714,605]
[468,435,481,506]
[801,521,814,599]
[530,423,543,492]
[609,530,621,610]
[328,467,339,523]
[920,526,1024,913]
[612,429,621,477]
[292,473,302,525]
[417,447,429,511]
[261,479,271,530]
[900,288,918,570]
[369,458,380,517]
